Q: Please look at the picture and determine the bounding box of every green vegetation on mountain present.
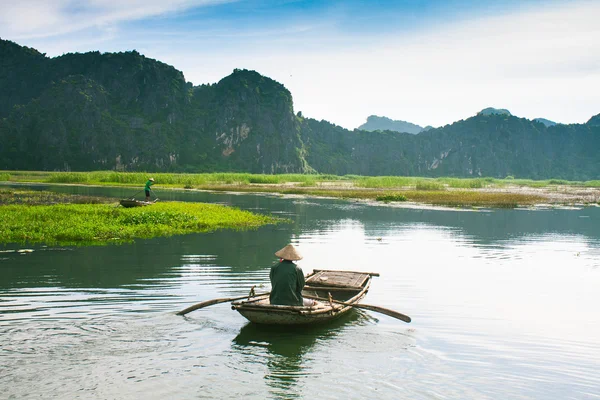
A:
[302,113,600,180]
[1,39,599,180]
[0,40,308,174]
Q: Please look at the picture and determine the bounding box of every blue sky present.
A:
[1,0,599,129]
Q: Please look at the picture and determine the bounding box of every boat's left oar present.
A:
[303,294,411,323]
[177,292,270,316]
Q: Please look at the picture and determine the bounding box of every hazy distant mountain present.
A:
[477,107,512,116]
[533,118,556,127]
[587,113,600,126]
[358,115,424,134]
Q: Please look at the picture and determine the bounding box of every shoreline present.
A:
[3,179,599,208]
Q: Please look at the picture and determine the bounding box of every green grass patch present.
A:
[247,175,280,184]
[375,194,408,202]
[0,190,284,246]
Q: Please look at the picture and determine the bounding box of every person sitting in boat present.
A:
[269,244,315,307]
[144,178,154,201]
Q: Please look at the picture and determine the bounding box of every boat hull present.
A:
[119,199,153,208]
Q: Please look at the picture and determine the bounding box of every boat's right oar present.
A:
[303,294,411,323]
[177,292,270,316]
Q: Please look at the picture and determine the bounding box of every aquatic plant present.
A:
[375,194,408,202]
[0,195,284,246]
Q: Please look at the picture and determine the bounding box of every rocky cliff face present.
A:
[191,69,308,173]
[0,40,309,173]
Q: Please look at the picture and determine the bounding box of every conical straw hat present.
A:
[274,244,303,261]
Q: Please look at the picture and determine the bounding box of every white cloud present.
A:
[0,0,232,39]
[145,1,599,129]
[224,0,600,128]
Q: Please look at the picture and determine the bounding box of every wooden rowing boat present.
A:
[231,269,377,325]
[119,199,154,208]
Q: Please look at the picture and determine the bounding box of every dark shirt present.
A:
[269,260,305,306]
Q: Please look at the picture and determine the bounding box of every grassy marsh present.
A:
[2,171,599,207]
[0,189,284,246]
[196,186,545,207]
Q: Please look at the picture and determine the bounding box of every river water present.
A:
[1,185,599,399]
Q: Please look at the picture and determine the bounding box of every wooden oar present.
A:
[303,294,411,323]
[177,292,270,316]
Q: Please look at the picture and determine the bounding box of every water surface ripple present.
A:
[1,185,599,399]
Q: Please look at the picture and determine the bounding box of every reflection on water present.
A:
[1,184,600,399]
[231,314,365,398]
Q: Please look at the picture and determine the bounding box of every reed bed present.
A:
[37,171,344,187]
[2,171,597,206]
[415,180,445,191]
[3,170,598,189]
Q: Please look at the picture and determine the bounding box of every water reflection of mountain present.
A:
[231,314,359,398]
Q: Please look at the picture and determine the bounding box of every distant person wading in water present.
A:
[269,244,315,307]
[145,178,154,201]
